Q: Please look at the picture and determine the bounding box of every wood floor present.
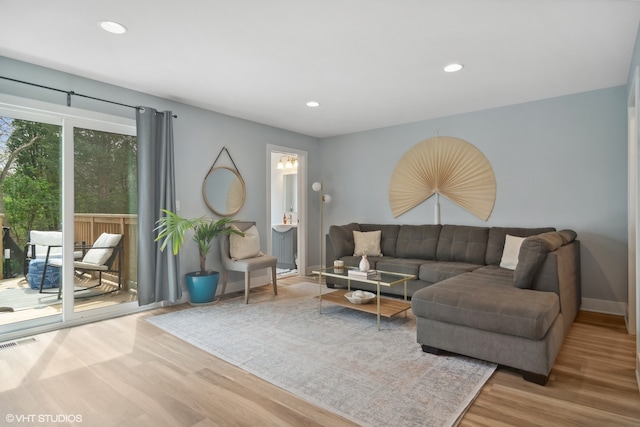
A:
[1,275,639,426]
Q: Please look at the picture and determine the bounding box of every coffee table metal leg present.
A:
[404,282,408,317]
[377,281,381,330]
[318,273,323,314]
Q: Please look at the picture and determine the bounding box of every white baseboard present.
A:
[581,297,626,316]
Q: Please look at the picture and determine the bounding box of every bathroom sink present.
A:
[272,224,296,232]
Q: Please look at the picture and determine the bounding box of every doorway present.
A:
[266,145,307,278]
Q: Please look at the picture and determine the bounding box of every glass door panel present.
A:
[0,113,64,330]
[71,126,138,313]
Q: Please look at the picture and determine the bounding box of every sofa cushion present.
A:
[514,230,577,289]
[485,226,555,265]
[411,273,560,340]
[395,224,441,259]
[436,225,489,265]
[329,223,361,259]
[359,224,401,257]
[471,265,515,280]
[353,230,383,256]
[418,261,483,283]
[376,258,425,276]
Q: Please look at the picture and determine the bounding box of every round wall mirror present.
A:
[202,166,246,216]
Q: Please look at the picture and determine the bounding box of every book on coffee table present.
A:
[348,269,377,279]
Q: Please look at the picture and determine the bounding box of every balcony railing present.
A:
[0,213,138,290]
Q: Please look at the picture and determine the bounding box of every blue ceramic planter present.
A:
[185,271,220,305]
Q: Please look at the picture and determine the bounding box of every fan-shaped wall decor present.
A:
[388,136,496,221]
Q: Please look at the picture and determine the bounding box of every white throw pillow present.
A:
[353,230,383,257]
[83,233,122,265]
[500,234,525,270]
[230,225,264,260]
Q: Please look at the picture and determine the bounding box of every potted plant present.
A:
[155,209,244,305]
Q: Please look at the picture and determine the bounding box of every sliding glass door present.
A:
[0,97,141,338]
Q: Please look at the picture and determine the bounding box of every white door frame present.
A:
[627,66,640,390]
[266,145,308,276]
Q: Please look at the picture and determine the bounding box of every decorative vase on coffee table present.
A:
[359,255,370,272]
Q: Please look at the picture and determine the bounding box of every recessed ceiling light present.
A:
[443,63,464,73]
[99,21,127,34]
[306,101,320,107]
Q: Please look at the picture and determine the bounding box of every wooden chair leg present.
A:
[271,266,278,296]
[220,269,228,296]
[244,271,251,304]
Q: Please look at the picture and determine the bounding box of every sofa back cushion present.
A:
[396,224,442,259]
[485,226,556,265]
[514,229,577,289]
[436,225,489,264]
[328,223,361,259]
[359,224,401,257]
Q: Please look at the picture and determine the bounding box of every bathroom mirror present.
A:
[283,173,297,213]
[203,166,246,216]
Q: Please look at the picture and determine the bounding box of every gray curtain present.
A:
[136,107,181,305]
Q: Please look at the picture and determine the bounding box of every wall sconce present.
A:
[312,181,331,269]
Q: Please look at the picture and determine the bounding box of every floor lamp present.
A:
[312,181,331,269]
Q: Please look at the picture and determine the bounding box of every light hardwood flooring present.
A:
[0,275,639,426]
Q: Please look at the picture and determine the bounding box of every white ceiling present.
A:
[1,0,639,138]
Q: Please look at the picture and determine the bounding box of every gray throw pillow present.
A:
[328,223,360,259]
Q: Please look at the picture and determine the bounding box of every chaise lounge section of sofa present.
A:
[325,223,581,385]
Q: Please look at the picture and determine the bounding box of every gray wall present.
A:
[0,55,630,310]
[0,56,319,286]
[318,87,628,310]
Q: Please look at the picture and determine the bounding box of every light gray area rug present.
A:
[147,283,496,427]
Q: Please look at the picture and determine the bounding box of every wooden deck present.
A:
[0,274,137,325]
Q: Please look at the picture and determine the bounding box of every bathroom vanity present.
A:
[272,224,297,270]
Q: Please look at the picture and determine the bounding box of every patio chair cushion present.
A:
[82,233,122,265]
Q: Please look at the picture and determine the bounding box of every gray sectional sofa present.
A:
[325,223,581,385]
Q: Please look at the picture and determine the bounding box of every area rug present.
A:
[147,283,496,427]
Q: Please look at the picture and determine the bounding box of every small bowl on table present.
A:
[345,290,375,304]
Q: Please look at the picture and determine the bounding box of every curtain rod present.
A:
[0,75,177,118]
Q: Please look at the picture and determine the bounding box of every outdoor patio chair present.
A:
[39,232,124,299]
[219,221,277,304]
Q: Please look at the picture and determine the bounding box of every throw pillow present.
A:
[353,230,383,256]
[230,225,264,260]
[500,234,525,270]
[83,233,122,265]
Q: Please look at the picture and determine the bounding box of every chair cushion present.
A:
[82,233,122,265]
[230,225,264,260]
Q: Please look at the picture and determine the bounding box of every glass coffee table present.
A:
[312,266,416,330]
